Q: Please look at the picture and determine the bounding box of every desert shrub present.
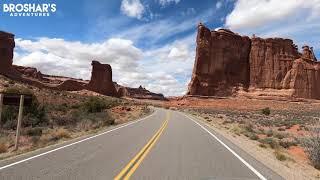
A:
[274,133,287,140]
[259,137,279,149]
[82,97,106,113]
[266,129,274,137]
[274,150,287,161]
[241,123,254,133]
[31,136,40,145]
[279,139,298,149]
[301,126,320,169]
[51,128,70,141]
[249,133,259,140]
[261,107,271,116]
[0,142,7,153]
[26,127,43,137]
[259,143,267,148]
[54,103,69,112]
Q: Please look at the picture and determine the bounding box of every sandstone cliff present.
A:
[188,24,251,96]
[188,23,320,99]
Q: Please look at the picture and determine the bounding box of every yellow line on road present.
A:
[114,112,170,180]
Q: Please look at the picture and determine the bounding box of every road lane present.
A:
[0,109,166,180]
[0,108,283,180]
[132,110,267,179]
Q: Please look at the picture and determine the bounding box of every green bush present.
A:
[82,97,107,113]
[266,129,274,137]
[261,107,271,116]
[259,137,279,149]
[274,133,287,140]
[275,151,287,161]
[249,133,259,140]
[26,127,43,136]
[279,140,298,149]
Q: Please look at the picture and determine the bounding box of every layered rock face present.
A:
[188,24,251,96]
[249,37,300,89]
[188,24,320,99]
[0,31,15,74]
[86,61,118,97]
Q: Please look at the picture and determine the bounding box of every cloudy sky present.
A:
[1,0,319,96]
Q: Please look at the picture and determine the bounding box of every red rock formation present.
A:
[86,61,118,97]
[249,37,300,89]
[283,59,320,99]
[117,85,166,100]
[0,31,15,74]
[188,23,320,99]
[188,23,251,96]
[13,65,44,80]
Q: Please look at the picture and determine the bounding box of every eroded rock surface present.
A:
[188,23,320,99]
[117,85,166,100]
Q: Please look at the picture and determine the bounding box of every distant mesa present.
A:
[188,23,320,99]
[0,31,165,100]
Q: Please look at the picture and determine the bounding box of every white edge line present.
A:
[182,113,267,180]
[0,111,156,171]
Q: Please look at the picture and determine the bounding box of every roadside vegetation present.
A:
[0,82,152,160]
[187,107,320,173]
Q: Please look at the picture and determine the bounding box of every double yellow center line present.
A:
[114,112,170,180]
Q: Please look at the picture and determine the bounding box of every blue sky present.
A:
[1,0,319,96]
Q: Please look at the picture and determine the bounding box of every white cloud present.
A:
[216,1,222,9]
[15,38,143,78]
[120,0,145,19]
[168,45,189,60]
[226,0,320,30]
[225,0,320,55]
[117,7,214,45]
[13,34,196,96]
[159,0,181,7]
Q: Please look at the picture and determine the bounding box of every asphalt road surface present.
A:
[0,108,283,180]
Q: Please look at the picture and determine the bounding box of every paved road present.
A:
[0,108,283,180]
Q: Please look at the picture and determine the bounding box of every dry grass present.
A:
[52,128,71,140]
[0,142,8,154]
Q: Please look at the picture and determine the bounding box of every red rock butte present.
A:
[188,23,320,99]
[86,61,118,97]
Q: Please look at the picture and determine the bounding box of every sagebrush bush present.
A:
[302,126,320,170]
[83,97,107,113]
[259,137,279,149]
[261,107,271,116]
[274,150,287,161]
